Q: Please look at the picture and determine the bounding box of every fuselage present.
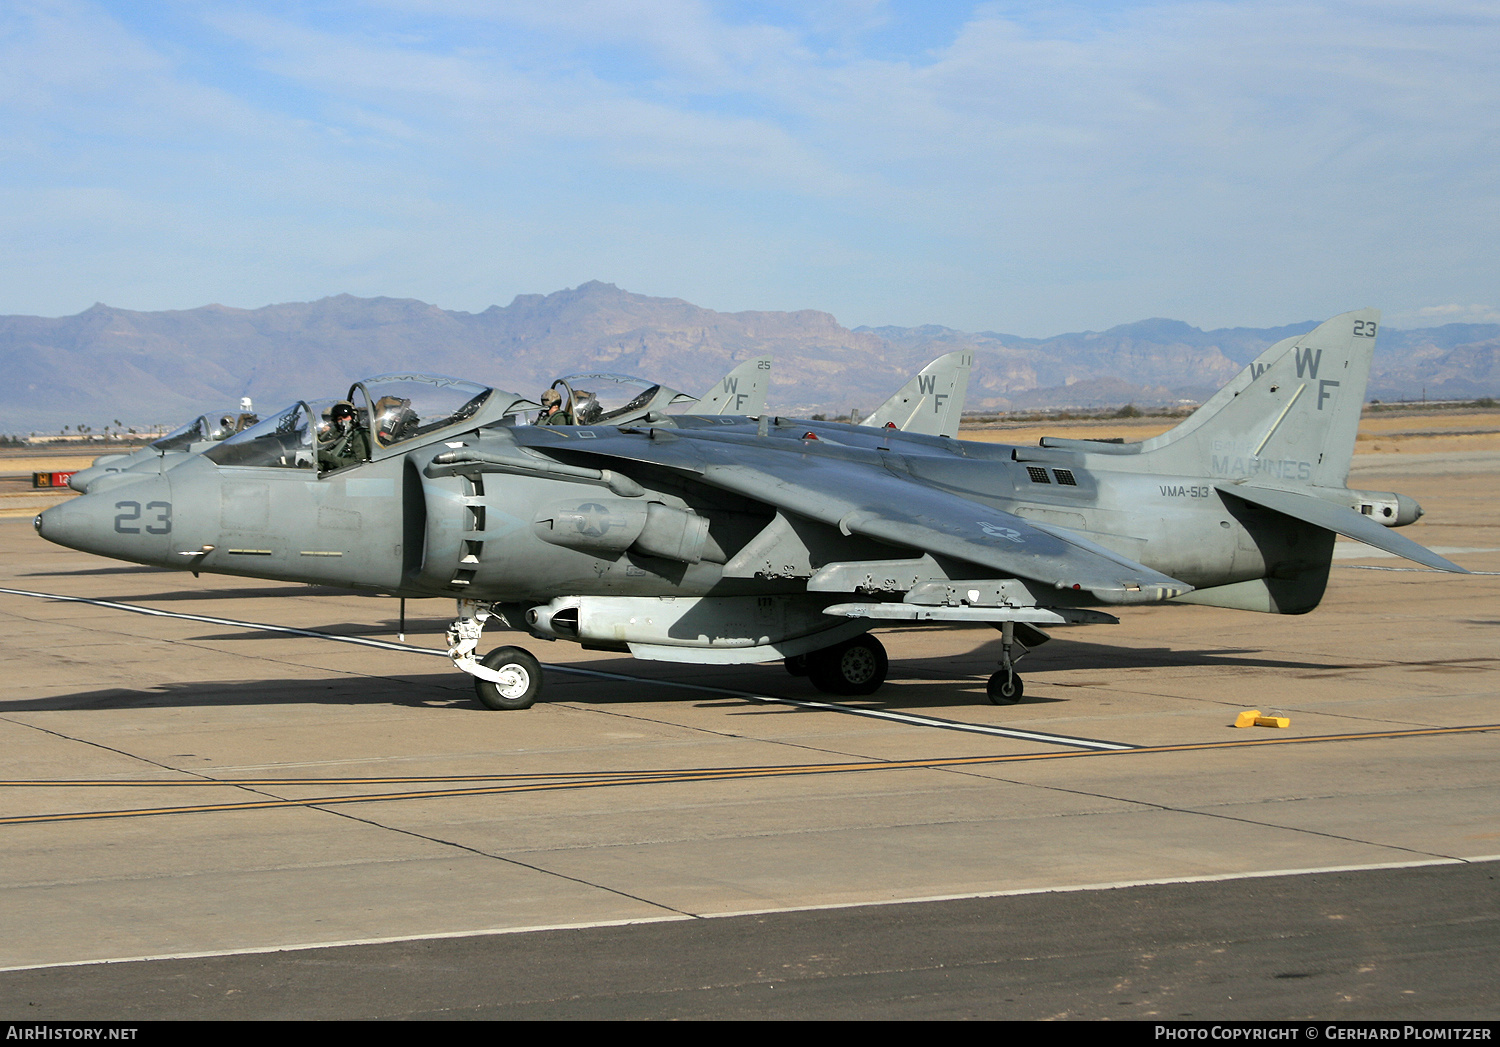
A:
[35,413,1313,609]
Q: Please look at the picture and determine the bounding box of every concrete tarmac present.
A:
[0,448,1496,1019]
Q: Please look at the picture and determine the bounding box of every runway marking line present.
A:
[0,585,1131,751]
[0,722,1494,826]
[3,854,1495,974]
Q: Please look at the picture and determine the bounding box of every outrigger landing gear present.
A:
[986,621,1026,705]
[446,599,544,710]
[987,667,1023,704]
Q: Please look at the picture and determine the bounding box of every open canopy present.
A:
[547,372,695,426]
[202,375,500,470]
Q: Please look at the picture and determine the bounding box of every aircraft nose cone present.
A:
[35,477,177,564]
[35,496,99,551]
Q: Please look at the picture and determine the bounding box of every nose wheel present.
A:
[447,599,546,710]
[473,646,543,710]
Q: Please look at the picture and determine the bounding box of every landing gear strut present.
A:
[986,621,1026,705]
[447,599,544,710]
[804,634,888,696]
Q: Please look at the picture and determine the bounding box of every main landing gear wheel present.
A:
[806,635,888,696]
[986,670,1024,705]
[473,646,543,710]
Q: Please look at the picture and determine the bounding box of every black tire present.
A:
[473,646,543,710]
[806,635,888,696]
[784,654,809,677]
[986,670,1024,705]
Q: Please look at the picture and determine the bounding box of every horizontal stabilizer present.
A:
[1216,483,1469,573]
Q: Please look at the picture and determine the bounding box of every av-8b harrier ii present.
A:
[66,401,261,494]
[35,310,1465,710]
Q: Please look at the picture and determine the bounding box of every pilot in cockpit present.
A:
[374,395,418,443]
[537,388,565,425]
[538,384,600,425]
[317,401,370,471]
[571,390,601,425]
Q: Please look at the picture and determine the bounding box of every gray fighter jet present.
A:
[533,356,776,426]
[35,311,1466,711]
[67,402,260,494]
[66,358,770,499]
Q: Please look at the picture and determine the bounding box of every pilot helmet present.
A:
[573,390,601,425]
[373,395,415,443]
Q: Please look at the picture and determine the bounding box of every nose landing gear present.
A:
[447,599,545,710]
[473,646,543,710]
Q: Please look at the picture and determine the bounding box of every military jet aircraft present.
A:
[67,401,260,494]
[35,310,1465,711]
[536,360,764,428]
[69,358,772,499]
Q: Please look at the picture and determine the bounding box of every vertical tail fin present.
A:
[1135,309,1378,487]
[863,351,973,438]
[694,356,772,416]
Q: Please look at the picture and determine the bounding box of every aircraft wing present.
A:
[862,351,972,438]
[1216,482,1470,573]
[517,427,1191,603]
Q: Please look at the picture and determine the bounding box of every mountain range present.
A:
[2,281,1495,434]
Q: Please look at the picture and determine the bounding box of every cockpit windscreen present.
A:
[350,375,493,448]
[204,402,324,469]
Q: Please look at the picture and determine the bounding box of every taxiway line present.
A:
[1338,564,1500,574]
[553,662,1134,749]
[4,855,1493,975]
[2,723,1493,826]
[5,719,1496,787]
[0,586,1132,751]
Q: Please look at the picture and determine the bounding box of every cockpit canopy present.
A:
[203,375,501,470]
[204,400,330,469]
[349,374,493,448]
[149,410,258,453]
[547,373,695,426]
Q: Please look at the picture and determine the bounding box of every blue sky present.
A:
[2,1,1496,334]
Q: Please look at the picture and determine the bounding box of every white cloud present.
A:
[1388,303,1500,327]
[1,1,1497,335]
